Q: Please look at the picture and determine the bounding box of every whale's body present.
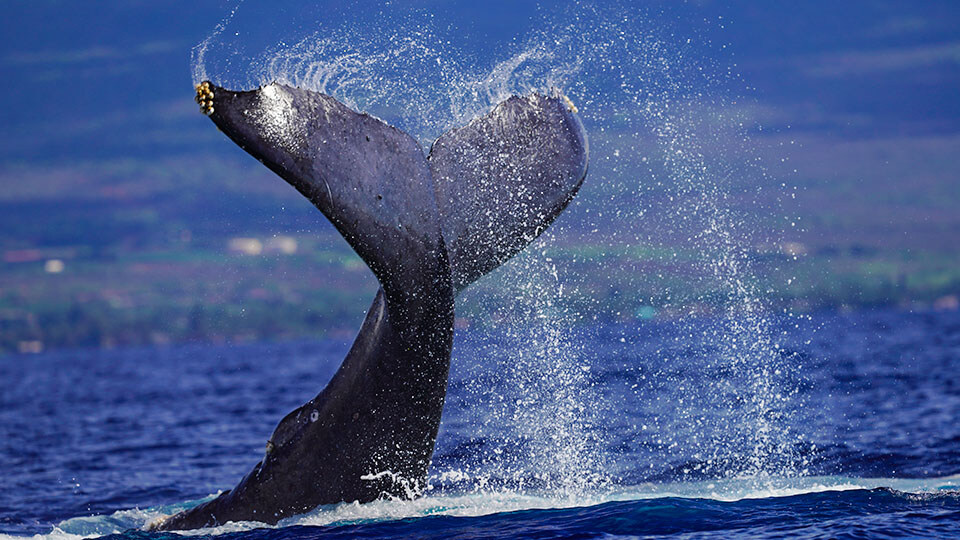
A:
[155,82,587,530]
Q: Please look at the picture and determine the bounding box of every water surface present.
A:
[2,308,958,538]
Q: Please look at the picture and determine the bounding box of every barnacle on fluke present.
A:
[194,81,215,116]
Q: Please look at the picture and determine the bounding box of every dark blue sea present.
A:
[2,308,959,539]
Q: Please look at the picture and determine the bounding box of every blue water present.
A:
[2,308,959,538]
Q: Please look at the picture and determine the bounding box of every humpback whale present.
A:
[153,80,588,530]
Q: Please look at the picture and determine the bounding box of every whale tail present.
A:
[429,92,588,291]
[157,81,589,529]
[197,81,588,292]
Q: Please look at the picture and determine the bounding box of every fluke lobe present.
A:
[153,80,588,530]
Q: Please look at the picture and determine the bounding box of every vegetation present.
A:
[2,234,958,354]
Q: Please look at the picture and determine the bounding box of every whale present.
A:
[152,80,588,530]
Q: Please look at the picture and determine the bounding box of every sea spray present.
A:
[189,0,807,495]
[618,31,810,484]
[440,245,610,498]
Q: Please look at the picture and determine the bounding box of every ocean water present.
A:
[1,308,958,539]
[4,3,957,538]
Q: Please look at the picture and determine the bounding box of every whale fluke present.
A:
[429,93,588,291]
[153,81,588,530]
[197,82,447,306]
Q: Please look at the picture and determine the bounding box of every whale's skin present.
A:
[154,82,587,530]
[428,91,588,291]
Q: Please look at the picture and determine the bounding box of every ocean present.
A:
[2,308,958,538]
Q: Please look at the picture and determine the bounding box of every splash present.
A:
[190,0,805,496]
[442,248,609,498]
[23,475,960,539]
[190,1,243,85]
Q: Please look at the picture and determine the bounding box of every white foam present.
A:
[10,474,955,540]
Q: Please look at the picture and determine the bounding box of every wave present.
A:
[8,474,957,540]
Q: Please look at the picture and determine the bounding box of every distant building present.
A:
[265,236,298,255]
[228,238,263,255]
[44,259,65,273]
[227,236,297,256]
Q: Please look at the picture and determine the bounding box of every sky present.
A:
[0,0,957,250]
[1,1,957,158]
